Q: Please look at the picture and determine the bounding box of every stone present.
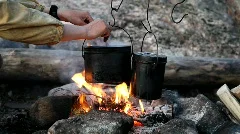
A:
[32,130,48,134]
[48,110,134,134]
[0,108,35,133]
[175,94,229,134]
[48,83,79,97]
[29,96,77,128]
[214,121,240,134]
[154,118,198,134]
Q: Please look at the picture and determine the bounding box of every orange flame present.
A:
[115,83,129,103]
[72,72,106,103]
[71,71,146,127]
[79,94,91,112]
[71,71,132,114]
[139,100,145,114]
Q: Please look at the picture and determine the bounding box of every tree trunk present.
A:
[0,48,84,83]
[165,56,240,87]
[1,48,240,87]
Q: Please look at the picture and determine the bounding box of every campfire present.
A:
[70,71,171,127]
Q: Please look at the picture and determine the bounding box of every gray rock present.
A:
[154,118,198,134]
[32,130,48,134]
[0,109,34,133]
[214,121,240,134]
[29,96,76,128]
[175,94,229,134]
[48,110,134,134]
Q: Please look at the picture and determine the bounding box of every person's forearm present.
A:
[61,24,87,41]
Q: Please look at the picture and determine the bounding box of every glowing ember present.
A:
[134,121,144,127]
[139,100,145,114]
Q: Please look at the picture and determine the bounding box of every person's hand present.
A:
[84,20,111,41]
[58,9,94,26]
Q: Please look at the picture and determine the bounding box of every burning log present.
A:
[1,48,240,87]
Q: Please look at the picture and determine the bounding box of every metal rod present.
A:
[171,0,188,24]
[109,0,134,54]
[140,0,159,63]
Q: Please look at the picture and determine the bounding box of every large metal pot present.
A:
[130,52,167,100]
[82,44,132,84]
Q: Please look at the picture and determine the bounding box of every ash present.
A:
[130,99,173,134]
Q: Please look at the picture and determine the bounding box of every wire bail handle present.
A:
[82,39,86,58]
[109,0,133,54]
[140,0,159,64]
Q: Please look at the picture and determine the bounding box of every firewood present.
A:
[216,84,240,123]
[231,85,240,99]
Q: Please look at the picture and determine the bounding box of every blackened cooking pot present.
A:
[130,52,167,100]
[82,44,132,84]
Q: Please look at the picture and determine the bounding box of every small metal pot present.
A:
[82,45,132,84]
[130,52,167,100]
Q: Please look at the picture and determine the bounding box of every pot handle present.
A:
[140,0,159,63]
[140,32,159,64]
[82,39,86,58]
[109,0,133,55]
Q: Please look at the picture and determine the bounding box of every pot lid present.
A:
[133,52,167,63]
[83,45,131,53]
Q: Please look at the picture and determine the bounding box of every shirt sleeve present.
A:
[0,0,64,45]
[15,0,45,11]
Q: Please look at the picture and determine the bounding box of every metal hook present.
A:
[171,0,188,24]
[109,0,133,54]
[109,0,124,27]
[141,0,159,64]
